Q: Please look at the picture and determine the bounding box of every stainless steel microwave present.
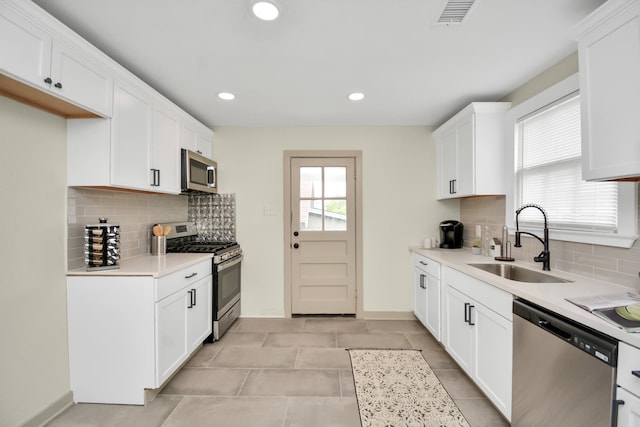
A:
[181,149,217,194]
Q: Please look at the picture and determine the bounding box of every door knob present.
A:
[293,243,299,249]
[293,231,299,236]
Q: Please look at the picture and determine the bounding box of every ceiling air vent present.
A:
[437,0,476,24]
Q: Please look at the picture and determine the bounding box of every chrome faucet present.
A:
[514,204,551,271]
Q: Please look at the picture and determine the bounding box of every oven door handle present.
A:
[217,255,243,272]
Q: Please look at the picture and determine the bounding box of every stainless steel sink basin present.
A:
[469,263,573,283]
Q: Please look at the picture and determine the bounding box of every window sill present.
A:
[509,226,638,249]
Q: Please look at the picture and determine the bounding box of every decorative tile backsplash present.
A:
[67,188,188,269]
[460,189,640,290]
[188,193,236,242]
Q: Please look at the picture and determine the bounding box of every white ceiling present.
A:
[32,0,605,127]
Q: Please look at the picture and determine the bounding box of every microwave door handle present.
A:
[207,166,216,188]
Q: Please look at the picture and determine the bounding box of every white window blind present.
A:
[515,93,618,232]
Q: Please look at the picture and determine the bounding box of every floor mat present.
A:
[347,349,470,427]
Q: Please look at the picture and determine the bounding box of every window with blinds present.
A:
[515,92,618,232]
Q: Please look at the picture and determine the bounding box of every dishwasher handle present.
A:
[538,318,571,340]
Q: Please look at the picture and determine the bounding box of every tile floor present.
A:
[47,318,509,427]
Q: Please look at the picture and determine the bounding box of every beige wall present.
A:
[0,97,71,427]
[212,126,459,316]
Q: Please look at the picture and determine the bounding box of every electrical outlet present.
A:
[263,205,277,216]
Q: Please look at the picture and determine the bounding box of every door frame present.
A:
[283,150,363,318]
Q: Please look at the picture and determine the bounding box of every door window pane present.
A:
[300,167,322,198]
[300,199,322,230]
[298,166,348,231]
[324,199,347,230]
[324,167,346,197]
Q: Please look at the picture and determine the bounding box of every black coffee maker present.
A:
[439,220,463,249]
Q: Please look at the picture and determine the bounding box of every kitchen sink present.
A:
[468,263,573,283]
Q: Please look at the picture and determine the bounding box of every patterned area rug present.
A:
[347,349,470,427]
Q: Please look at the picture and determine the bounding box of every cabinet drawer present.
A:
[413,253,440,279]
[155,259,211,301]
[443,266,512,319]
[618,342,640,397]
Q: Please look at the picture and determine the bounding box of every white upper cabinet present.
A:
[575,0,640,181]
[152,101,182,194]
[110,79,153,190]
[0,4,51,90]
[0,1,113,117]
[180,117,213,159]
[68,78,183,194]
[50,40,113,117]
[433,102,511,199]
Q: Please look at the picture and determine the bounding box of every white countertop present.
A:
[67,253,213,278]
[411,246,640,348]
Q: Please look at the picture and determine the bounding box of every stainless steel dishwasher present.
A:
[512,299,618,426]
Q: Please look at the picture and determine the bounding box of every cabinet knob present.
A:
[54,82,63,89]
[293,243,299,249]
[44,77,52,84]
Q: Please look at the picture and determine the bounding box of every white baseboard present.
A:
[20,391,73,427]
[361,311,416,320]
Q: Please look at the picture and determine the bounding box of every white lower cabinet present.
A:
[442,266,512,420]
[617,388,640,426]
[412,253,441,340]
[67,259,212,404]
[617,342,640,426]
[156,274,211,385]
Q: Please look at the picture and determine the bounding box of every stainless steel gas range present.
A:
[165,221,242,342]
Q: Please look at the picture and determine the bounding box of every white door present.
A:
[290,157,356,314]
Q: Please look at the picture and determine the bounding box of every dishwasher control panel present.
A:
[571,335,613,364]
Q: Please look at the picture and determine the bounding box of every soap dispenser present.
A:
[481,226,492,257]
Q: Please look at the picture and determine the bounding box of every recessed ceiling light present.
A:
[252,1,279,21]
[348,92,365,101]
[218,92,235,101]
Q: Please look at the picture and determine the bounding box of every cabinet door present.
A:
[455,114,474,197]
[180,120,198,153]
[579,3,640,181]
[0,6,51,90]
[155,289,189,386]
[195,130,212,159]
[617,387,640,426]
[474,302,512,420]
[436,129,458,199]
[181,119,213,159]
[413,267,427,325]
[50,40,113,117]
[152,103,181,194]
[187,276,213,351]
[424,274,440,341]
[443,285,473,374]
[110,80,152,191]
